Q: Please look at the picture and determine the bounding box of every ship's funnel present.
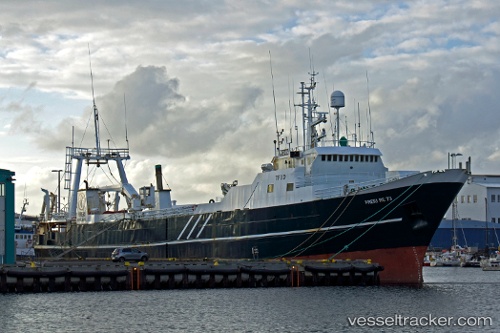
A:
[154,164,172,209]
[155,165,163,191]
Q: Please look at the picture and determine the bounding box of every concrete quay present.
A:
[0,259,383,293]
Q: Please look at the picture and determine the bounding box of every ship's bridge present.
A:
[271,148,303,170]
[310,146,387,178]
[270,145,387,178]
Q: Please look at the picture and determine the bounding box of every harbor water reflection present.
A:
[0,267,497,332]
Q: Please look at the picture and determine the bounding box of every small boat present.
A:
[460,253,482,267]
[423,254,434,266]
[481,252,500,271]
[14,198,36,258]
[431,257,461,267]
[431,251,462,267]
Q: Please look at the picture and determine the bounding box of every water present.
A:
[0,267,498,332]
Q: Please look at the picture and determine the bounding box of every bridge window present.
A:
[327,155,332,161]
[492,194,496,203]
[333,155,337,161]
[321,155,326,161]
[267,184,274,193]
[286,183,294,191]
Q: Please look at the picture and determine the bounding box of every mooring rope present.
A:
[276,178,424,259]
[327,182,424,260]
[277,190,357,258]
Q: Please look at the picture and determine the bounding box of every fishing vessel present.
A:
[34,69,468,285]
[15,198,35,258]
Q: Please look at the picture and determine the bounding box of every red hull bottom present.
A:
[296,246,427,286]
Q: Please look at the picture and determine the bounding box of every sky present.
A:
[1,0,500,215]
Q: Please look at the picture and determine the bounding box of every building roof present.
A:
[440,219,500,229]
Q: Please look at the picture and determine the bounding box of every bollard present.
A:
[290,265,300,287]
[129,267,141,290]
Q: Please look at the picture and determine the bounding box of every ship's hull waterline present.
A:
[35,170,466,285]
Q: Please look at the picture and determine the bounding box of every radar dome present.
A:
[330,90,345,108]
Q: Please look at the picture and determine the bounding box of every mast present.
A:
[89,47,101,157]
[485,197,489,255]
[299,81,306,149]
[366,71,374,145]
[296,71,326,150]
[306,72,315,148]
[452,196,458,250]
[18,197,28,223]
[66,50,139,220]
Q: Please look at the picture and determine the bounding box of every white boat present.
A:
[429,251,462,267]
[14,198,36,258]
[481,251,500,271]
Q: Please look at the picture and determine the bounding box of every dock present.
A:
[0,259,383,293]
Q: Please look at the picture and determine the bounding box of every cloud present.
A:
[2,0,500,212]
[0,83,44,137]
[36,65,269,156]
[23,65,273,205]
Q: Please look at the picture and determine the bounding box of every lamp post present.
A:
[448,152,463,250]
[52,169,62,213]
